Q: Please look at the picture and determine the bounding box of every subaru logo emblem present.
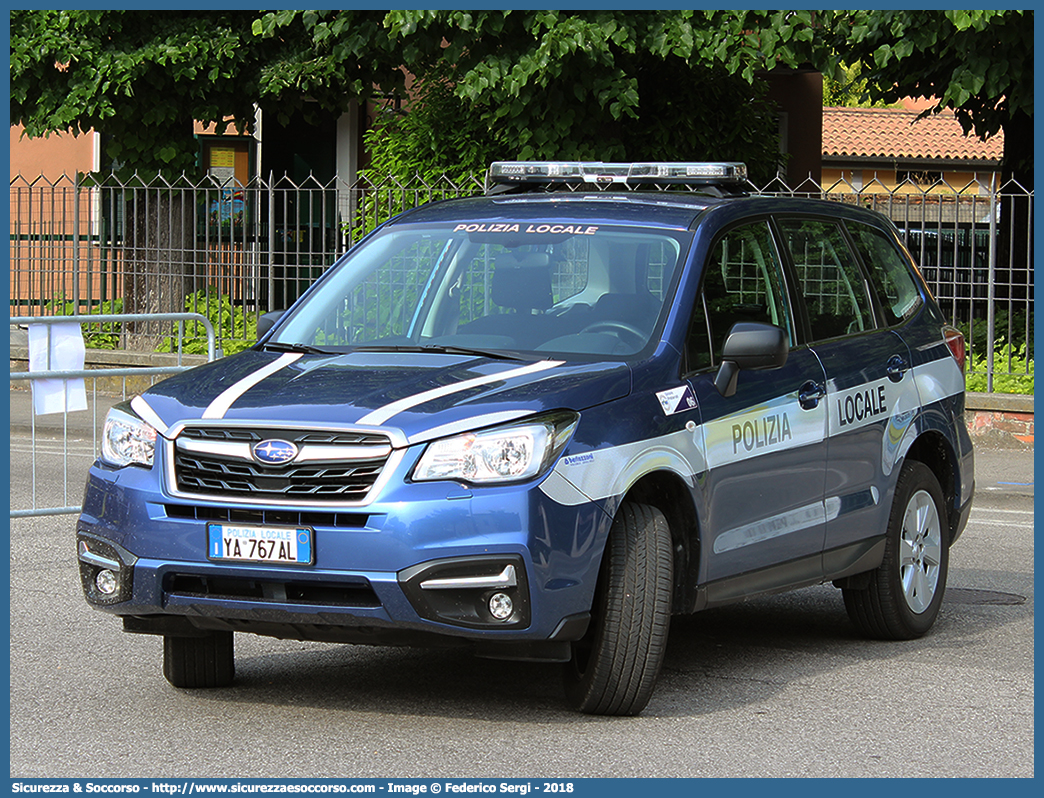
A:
[252,439,299,466]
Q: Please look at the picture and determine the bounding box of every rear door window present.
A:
[847,222,923,326]
[777,218,876,342]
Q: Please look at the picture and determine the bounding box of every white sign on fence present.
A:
[28,322,88,415]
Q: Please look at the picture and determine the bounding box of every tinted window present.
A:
[778,219,876,341]
[688,221,793,371]
[847,222,923,325]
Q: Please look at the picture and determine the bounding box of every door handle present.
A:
[886,354,908,382]
[798,380,826,410]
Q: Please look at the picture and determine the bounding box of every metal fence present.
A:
[9,313,216,518]
[9,170,1033,390]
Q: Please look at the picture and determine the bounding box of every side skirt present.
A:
[686,537,887,613]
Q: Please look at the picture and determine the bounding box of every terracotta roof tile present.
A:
[822,106,1003,163]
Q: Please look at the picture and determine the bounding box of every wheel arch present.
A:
[620,469,700,614]
[901,429,959,545]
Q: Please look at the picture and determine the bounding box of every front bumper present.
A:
[77,458,607,656]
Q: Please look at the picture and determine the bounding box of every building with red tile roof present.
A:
[822,105,1003,193]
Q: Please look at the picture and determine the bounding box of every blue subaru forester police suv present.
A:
[78,162,974,715]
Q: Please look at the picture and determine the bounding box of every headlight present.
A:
[413,412,578,485]
[101,402,157,468]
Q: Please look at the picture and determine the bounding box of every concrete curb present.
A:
[966,391,1033,413]
[965,392,1034,449]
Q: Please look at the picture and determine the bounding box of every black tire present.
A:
[163,631,235,688]
[564,501,673,716]
[843,461,949,640]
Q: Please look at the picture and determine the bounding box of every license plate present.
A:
[207,523,313,565]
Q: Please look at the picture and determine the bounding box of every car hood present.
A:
[137,349,631,444]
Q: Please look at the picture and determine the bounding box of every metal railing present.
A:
[9,312,216,518]
[9,170,1034,391]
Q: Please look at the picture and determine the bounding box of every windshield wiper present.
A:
[351,344,526,361]
[260,341,334,355]
[419,344,527,361]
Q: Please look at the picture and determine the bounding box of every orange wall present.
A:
[822,167,998,194]
[10,125,96,180]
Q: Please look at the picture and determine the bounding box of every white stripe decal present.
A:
[356,360,564,427]
[913,353,965,406]
[407,410,535,445]
[541,359,967,508]
[827,372,920,438]
[201,353,302,420]
[130,395,169,437]
[702,391,824,470]
[544,427,706,506]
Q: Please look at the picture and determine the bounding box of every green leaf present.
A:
[873,44,892,68]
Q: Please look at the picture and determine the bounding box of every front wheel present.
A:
[163,630,235,688]
[843,461,949,640]
[564,502,673,716]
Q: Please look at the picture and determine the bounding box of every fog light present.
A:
[95,569,118,595]
[489,592,513,620]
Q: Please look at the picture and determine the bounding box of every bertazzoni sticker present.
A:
[656,385,698,416]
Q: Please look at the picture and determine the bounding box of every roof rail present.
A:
[486,161,749,195]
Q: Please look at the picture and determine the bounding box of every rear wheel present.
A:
[564,502,673,715]
[163,631,235,688]
[843,461,949,639]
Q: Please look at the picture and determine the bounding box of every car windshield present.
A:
[272,221,692,360]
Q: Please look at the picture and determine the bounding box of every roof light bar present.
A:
[488,161,748,187]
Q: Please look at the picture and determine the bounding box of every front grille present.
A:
[174,457,384,499]
[165,573,381,608]
[173,426,393,504]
